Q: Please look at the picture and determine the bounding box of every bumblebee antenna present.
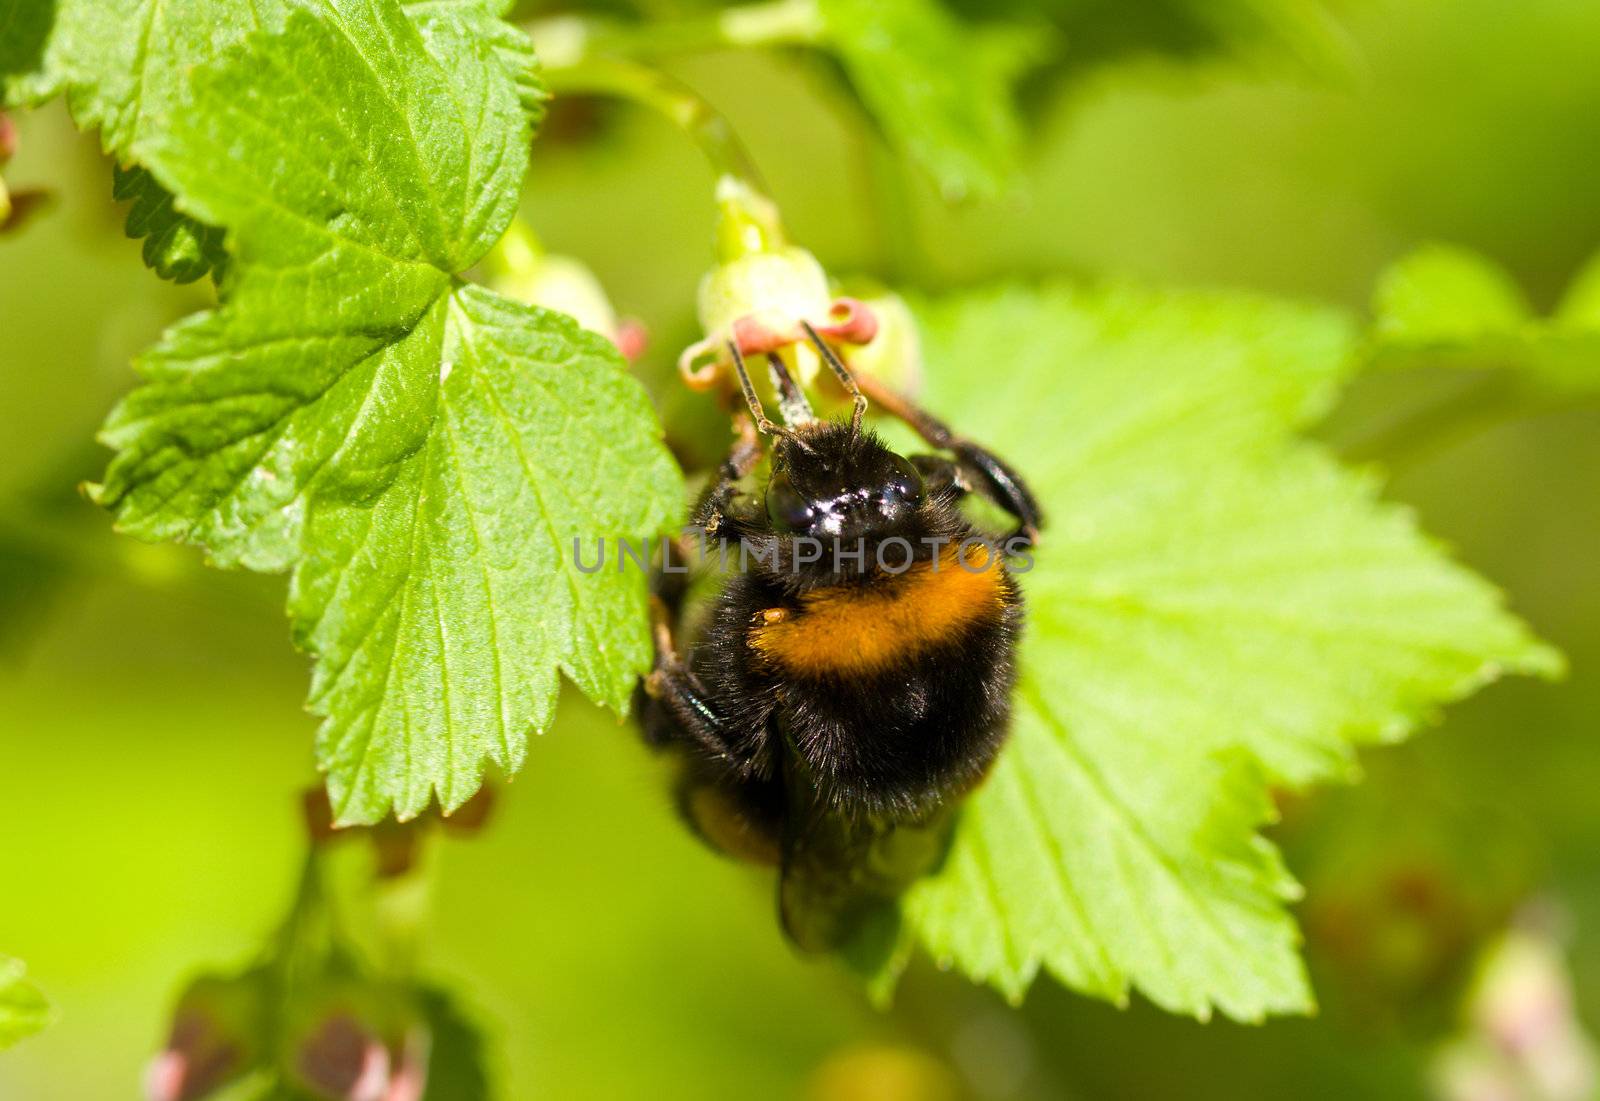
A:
[800,320,867,435]
[728,341,807,446]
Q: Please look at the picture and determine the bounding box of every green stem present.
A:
[532,0,822,63]
[266,849,335,985]
[541,57,788,258]
[369,843,436,975]
[530,0,828,207]
[544,57,764,192]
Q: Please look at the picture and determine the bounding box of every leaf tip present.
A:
[79,479,106,507]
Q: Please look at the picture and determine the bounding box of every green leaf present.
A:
[0,955,52,1049]
[14,0,266,152]
[290,287,680,821]
[5,0,542,282]
[112,163,227,284]
[859,284,1559,1019]
[89,1,682,822]
[0,0,292,276]
[816,0,1042,201]
[1369,243,1600,398]
[11,0,542,151]
[944,0,1354,82]
[0,0,60,105]
[404,0,549,126]
[1372,244,1531,346]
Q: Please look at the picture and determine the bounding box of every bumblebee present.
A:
[641,323,1041,951]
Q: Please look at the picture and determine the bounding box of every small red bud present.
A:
[144,975,264,1101]
[295,1012,392,1101]
[613,318,649,363]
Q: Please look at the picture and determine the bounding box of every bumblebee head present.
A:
[765,422,926,541]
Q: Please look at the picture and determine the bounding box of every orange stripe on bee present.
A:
[749,544,1006,676]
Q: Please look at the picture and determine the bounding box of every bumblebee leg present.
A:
[651,417,761,681]
[653,421,759,621]
[643,662,725,751]
[638,589,785,865]
[642,653,784,865]
[909,453,972,501]
[909,451,1039,559]
[689,413,764,538]
[641,598,737,762]
[644,421,767,759]
[857,373,1042,546]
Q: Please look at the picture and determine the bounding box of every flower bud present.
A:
[1432,914,1599,1101]
[697,246,832,352]
[831,288,922,397]
[679,179,884,408]
[496,253,620,343]
[483,220,635,357]
[1470,928,1597,1099]
[293,1011,392,1101]
[286,985,430,1101]
[692,244,833,391]
[145,972,267,1101]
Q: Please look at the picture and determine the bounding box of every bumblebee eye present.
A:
[884,454,925,506]
[766,471,815,532]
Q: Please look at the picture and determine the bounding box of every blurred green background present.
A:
[2,0,1598,1097]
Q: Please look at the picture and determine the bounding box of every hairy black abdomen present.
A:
[777,606,1021,820]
